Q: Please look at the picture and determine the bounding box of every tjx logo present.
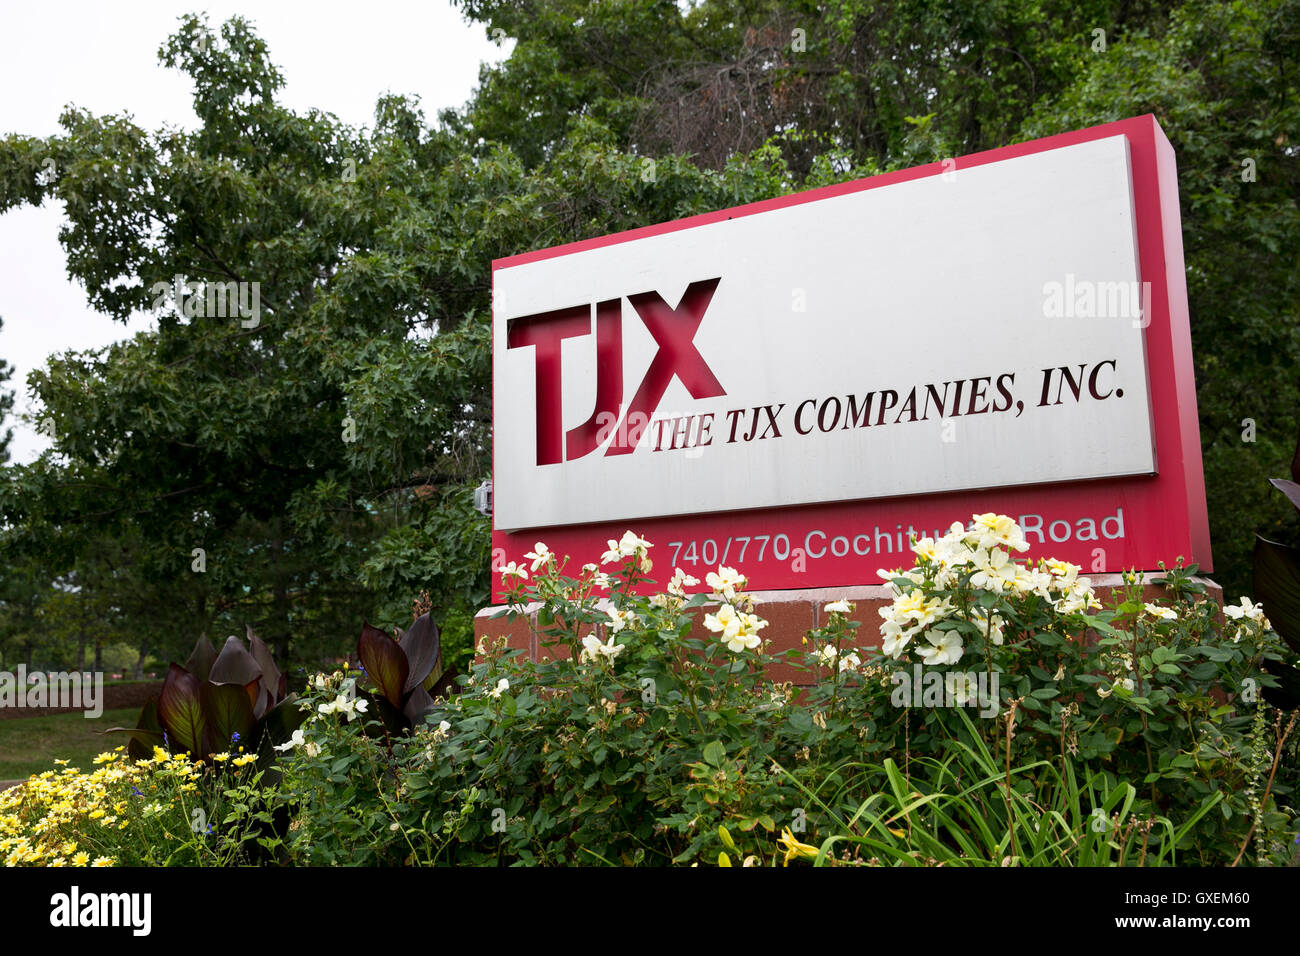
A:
[506,277,725,464]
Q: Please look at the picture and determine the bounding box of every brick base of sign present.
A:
[473,575,1224,684]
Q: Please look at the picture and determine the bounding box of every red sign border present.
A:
[490,114,1211,599]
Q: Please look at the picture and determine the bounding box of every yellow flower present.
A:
[232,755,256,768]
[71,851,90,866]
[92,752,117,765]
[776,827,820,866]
[212,752,231,763]
[92,856,114,867]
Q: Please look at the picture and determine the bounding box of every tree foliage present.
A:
[0,1,1295,669]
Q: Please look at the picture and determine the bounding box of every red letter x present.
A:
[605,278,725,455]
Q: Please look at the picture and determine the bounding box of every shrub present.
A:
[14,517,1296,866]
[264,518,1298,866]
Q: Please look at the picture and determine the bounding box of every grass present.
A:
[0,708,140,781]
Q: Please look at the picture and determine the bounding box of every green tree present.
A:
[0,316,15,465]
[2,1,1293,674]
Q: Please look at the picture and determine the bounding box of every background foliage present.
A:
[0,0,1297,670]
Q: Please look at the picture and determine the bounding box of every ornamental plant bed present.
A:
[3,516,1295,867]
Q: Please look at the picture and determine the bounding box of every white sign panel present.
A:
[493,134,1154,531]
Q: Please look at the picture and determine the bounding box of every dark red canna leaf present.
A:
[402,684,436,727]
[200,681,256,753]
[183,635,218,684]
[1255,535,1300,655]
[157,663,206,756]
[1269,478,1300,517]
[399,612,442,693]
[209,634,264,689]
[358,622,409,708]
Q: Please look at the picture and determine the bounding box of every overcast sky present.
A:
[0,0,508,463]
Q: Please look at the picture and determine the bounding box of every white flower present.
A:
[838,652,861,673]
[824,599,853,615]
[438,720,451,733]
[274,728,307,752]
[1143,603,1177,621]
[915,631,964,666]
[619,530,651,555]
[313,674,327,690]
[880,619,915,658]
[606,607,640,633]
[1044,559,1080,588]
[702,603,767,652]
[580,633,626,664]
[501,561,528,581]
[970,547,1018,593]
[704,603,741,640]
[604,531,652,564]
[524,542,552,572]
[1100,677,1135,698]
[970,513,1030,553]
[667,567,699,598]
[490,678,510,699]
[322,694,369,722]
[888,589,951,629]
[814,644,838,666]
[705,566,747,602]
[1223,597,1267,625]
[911,537,939,563]
[972,609,1004,646]
[1054,579,1100,614]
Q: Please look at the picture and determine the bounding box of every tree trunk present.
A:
[272,530,290,662]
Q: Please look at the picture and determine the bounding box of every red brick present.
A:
[474,606,533,664]
[754,599,816,686]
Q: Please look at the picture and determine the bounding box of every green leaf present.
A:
[702,740,726,767]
